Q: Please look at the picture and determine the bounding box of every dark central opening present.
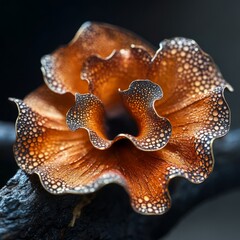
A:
[105,106,139,140]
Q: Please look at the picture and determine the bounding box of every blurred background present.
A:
[0,0,239,239]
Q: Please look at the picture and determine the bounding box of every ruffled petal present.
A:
[41,22,155,95]
[150,37,233,114]
[120,80,172,151]
[82,47,152,110]
[144,37,232,183]
[11,98,85,173]
[163,86,231,182]
[116,144,172,215]
[66,93,110,149]
[66,80,171,151]
[22,85,74,130]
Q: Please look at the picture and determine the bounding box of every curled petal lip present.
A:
[11,22,233,215]
[66,80,172,151]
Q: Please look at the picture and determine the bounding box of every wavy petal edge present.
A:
[66,80,172,151]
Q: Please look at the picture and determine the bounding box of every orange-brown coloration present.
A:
[66,80,171,151]
[12,22,232,215]
[41,22,154,95]
[82,47,152,110]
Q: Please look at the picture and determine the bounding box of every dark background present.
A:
[0,0,239,239]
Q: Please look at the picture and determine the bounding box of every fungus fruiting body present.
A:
[12,22,232,215]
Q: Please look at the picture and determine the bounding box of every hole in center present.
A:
[105,105,139,140]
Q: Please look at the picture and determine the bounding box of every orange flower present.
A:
[11,22,232,215]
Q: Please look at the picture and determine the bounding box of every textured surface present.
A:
[67,80,171,151]
[11,34,231,215]
[0,128,240,239]
[41,22,155,95]
[82,47,152,109]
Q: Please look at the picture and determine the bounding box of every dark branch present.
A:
[0,123,240,240]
